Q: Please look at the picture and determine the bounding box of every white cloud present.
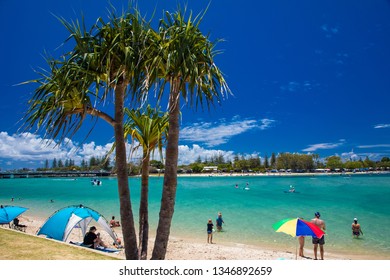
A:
[259,119,275,130]
[178,144,235,165]
[0,132,237,169]
[280,81,300,92]
[302,140,345,152]
[0,132,114,167]
[279,80,320,93]
[374,124,390,129]
[340,151,359,161]
[180,117,275,147]
[321,24,339,38]
[357,144,390,149]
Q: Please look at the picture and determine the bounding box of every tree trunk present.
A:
[151,79,180,260]
[114,82,139,260]
[139,150,150,260]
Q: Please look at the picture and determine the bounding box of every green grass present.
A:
[0,227,120,260]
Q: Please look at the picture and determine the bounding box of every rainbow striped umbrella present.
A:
[273,218,325,238]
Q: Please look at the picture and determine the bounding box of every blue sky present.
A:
[0,0,390,170]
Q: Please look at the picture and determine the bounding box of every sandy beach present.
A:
[8,214,353,260]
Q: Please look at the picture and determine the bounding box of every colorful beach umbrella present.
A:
[273,217,325,238]
[0,205,28,224]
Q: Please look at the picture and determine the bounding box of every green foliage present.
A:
[326,156,343,169]
[124,105,169,162]
[21,8,153,142]
[276,153,317,171]
[344,160,363,170]
[150,160,164,169]
[270,153,276,168]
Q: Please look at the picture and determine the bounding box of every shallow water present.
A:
[1,174,389,258]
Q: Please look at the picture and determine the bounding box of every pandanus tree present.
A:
[150,9,231,259]
[124,106,169,259]
[21,9,154,259]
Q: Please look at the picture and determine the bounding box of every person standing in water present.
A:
[216,212,225,231]
[207,219,214,244]
[311,212,326,260]
[298,236,305,257]
[352,218,363,238]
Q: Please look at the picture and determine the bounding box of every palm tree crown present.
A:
[124,105,169,161]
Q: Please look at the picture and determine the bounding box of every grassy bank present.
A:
[0,227,119,260]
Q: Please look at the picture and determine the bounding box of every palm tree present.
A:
[150,8,231,259]
[21,9,154,259]
[124,105,169,259]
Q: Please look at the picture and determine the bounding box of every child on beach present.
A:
[207,219,214,244]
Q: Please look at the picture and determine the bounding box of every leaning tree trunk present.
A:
[139,150,150,260]
[114,81,139,260]
[151,79,181,260]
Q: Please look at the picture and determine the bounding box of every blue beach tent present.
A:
[37,205,117,243]
[0,205,28,224]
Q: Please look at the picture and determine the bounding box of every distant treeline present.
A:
[184,153,390,173]
[18,153,390,174]
[37,156,112,172]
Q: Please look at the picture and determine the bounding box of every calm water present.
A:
[1,174,389,258]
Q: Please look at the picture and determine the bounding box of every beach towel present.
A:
[69,241,120,253]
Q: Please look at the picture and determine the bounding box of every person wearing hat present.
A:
[352,218,363,238]
[311,212,326,260]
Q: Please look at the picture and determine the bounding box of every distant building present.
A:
[202,166,218,173]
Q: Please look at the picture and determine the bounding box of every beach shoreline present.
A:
[148,171,389,178]
[2,174,389,260]
[5,214,385,260]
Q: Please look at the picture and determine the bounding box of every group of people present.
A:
[234,182,250,190]
[81,210,364,257]
[82,224,122,249]
[207,211,364,260]
[207,212,225,244]
[81,216,121,249]
[298,212,363,260]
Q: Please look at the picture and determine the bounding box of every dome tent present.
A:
[0,205,28,224]
[37,205,117,244]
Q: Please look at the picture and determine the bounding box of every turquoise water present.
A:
[1,174,389,258]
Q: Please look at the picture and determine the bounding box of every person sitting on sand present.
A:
[113,237,123,249]
[83,226,108,249]
[216,212,225,231]
[110,216,120,227]
[207,219,214,244]
[352,218,363,238]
